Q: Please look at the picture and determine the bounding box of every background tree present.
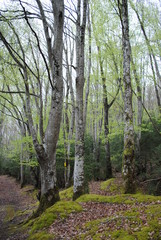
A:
[119,0,136,193]
[73,0,89,200]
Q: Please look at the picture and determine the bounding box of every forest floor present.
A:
[1,175,161,239]
[0,175,37,240]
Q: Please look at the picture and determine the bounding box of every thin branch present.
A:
[0,90,40,97]
[132,89,161,136]
[141,177,161,184]
[0,104,27,126]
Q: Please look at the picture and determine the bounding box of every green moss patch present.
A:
[75,195,161,239]
[59,187,73,200]
[28,231,54,240]
[26,201,82,235]
[77,211,161,239]
[77,214,141,239]
[22,182,161,240]
[101,178,124,194]
[76,193,161,204]
[111,230,135,239]
[5,205,15,221]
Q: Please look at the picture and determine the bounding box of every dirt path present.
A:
[0,175,37,240]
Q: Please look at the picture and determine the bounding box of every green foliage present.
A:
[84,134,96,181]
[109,132,124,172]
[137,117,161,194]
[0,134,38,183]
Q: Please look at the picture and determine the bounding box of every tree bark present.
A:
[84,4,91,132]
[64,37,75,188]
[73,0,88,200]
[38,0,64,212]
[98,55,112,179]
[131,55,142,167]
[121,0,135,193]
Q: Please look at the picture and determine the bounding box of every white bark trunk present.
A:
[121,0,135,193]
[73,0,88,200]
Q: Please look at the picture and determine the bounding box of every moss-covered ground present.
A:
[22,178,161,240]
[3,175,161,240]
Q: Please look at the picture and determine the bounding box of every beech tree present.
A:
[73,0,88,200]
[0,0,64,213]
[63,34,75,187]
[119,0,136,193]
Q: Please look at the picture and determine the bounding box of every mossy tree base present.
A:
[73,183,89,201]
[32,188,60,218]
[124,178,136,194]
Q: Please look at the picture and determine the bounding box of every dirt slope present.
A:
[0,175,36,240]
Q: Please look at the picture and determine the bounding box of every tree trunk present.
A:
[121,0,135,193]
[20,141,24,188]
[131,55,142,168]
[84,4,91,132]
[73,0,88,200]
[0,0,64,215]
[97,46,113,179]
[64,37,75,188]
[38,152,59,211]
[34,0,64,214]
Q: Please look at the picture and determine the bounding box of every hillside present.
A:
[1,175,161,239]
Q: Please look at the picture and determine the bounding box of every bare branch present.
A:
[0,90,39,97]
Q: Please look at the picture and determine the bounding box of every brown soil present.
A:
[0,175,37,240]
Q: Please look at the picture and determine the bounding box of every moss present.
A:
[59,186,73,200]
[5,205,15,221]
[30,212,57,233]
[79,220,100,239]
[16,208,35,218]
[28,201,82,234]
[101,178,124,193]
[133,227,150,240]
[146,204,161,216]
[76,194,127,204]
[133,193,161,203]
[133,225,161,240]
[123,209,140,218]
[101,178,115,190]
[28,231,54,240]
[78,215,142,240]
[50,201,82,216]
[33,187,60,218]
[123,147,134,157]
[76,193,161,206]
[73,182,89,201]
[111,230,135,239]
[76,193,151,204]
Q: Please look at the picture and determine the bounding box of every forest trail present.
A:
[0,175,37,240]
